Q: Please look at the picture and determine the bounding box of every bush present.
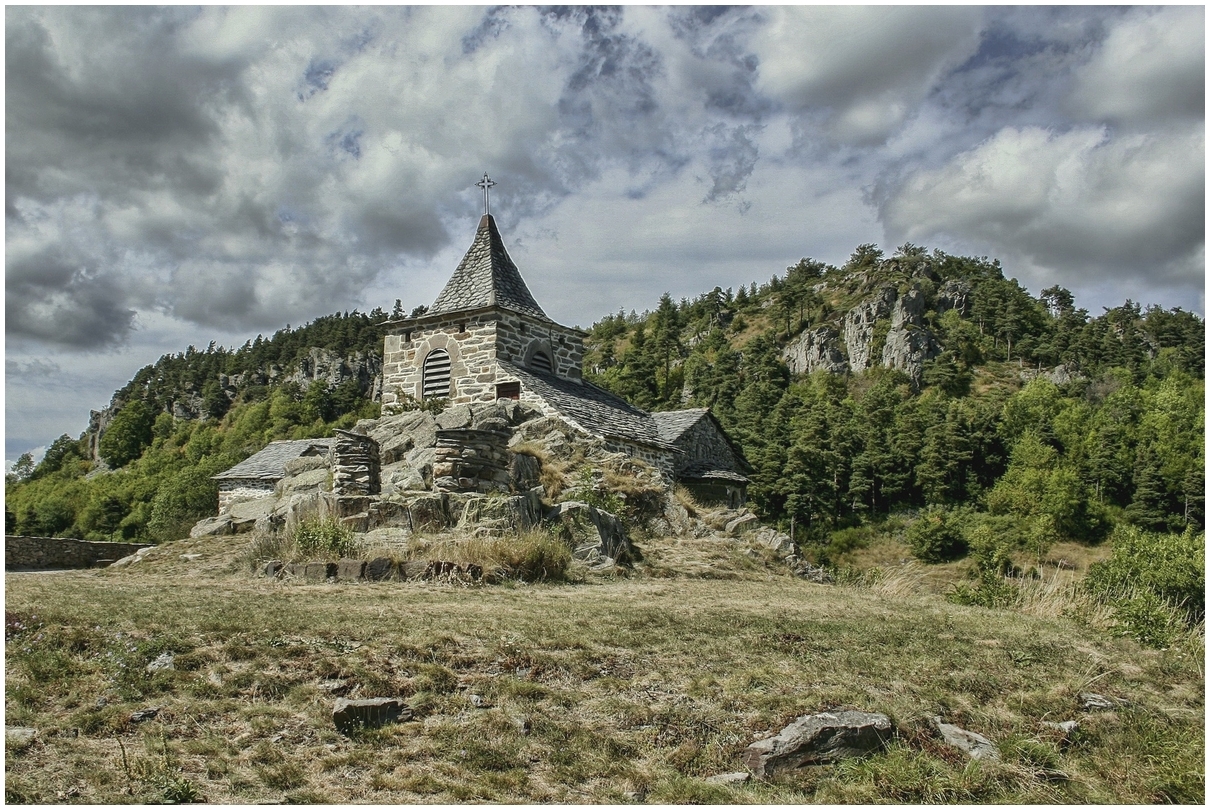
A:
[1085,526,1205,626]
[292,518,359,560]
[906,506,967,563]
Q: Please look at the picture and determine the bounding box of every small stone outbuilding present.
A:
[213,438,333,513]
[652,409,751,507]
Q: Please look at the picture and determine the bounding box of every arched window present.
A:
[422,349,451,399]
[530,350,553,374]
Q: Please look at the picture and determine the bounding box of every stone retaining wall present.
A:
[5,536,152,570]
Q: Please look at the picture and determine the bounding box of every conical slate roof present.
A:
[429,215,550,321]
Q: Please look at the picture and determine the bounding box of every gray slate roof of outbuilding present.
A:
[497,360,676,451]
[212,439,333,481]
[429,215,551,322]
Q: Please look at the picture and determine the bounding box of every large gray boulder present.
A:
[548,501,632,566]
[743,710,893,776]
[190,514,234,538]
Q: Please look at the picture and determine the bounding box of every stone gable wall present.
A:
[6,536,151,570]
[673,417,745,476]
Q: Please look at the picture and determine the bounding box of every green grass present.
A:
[4,532,1204,804]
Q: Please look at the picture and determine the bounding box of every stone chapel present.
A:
[380,211,751,505]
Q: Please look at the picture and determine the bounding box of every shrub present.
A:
[292,518,359,560]
[906,506,967,563]
[1085,525,1205,630]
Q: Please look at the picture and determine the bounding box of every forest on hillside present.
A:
[5,244,1204,558]
[584,244,1204,549]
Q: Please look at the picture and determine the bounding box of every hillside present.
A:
[5,242,1204,557]
[583,244,1204,547]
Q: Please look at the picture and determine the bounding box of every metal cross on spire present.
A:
[476,173,497,216]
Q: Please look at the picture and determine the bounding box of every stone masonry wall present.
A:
[218,480,276,513]
[333,430,380,496]
[432,429,512,493]
[603,438,677,480]
[5,536,151,570]
[382,310,586,411]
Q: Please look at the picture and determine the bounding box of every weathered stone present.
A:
[1042,720,1080,738]
[548,501,632,565]
[129,707,161,724]
[189,515,234,538]
[263,560,284,578]
[725,514,760,537]
[146,653,175,673]
[752,527,796,556]
[436,404,474,430]
[782,326,848,376]
[843,286,897,371]
[399,560,430,580]
[1079,693,1123,712]
[179,553,202,562]
[228,498,276,533]
[743,710,893,775]
[277,467,330,497]
[5,727,37,747]
[337,559,366,581]
[303,562,335,582]
[332,697,413,734]
[365,557,396,581]
[705,772,750,785]
[932,717,999,761]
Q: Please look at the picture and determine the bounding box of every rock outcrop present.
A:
[782,326,848,376]
[843,286,897,371]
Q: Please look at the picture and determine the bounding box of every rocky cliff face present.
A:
[779,281,942,385]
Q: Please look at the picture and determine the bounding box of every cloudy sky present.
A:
[5,4,1205,462]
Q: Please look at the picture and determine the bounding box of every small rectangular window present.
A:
[496,381,520,401]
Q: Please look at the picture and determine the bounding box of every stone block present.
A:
[400,560,430,580]
[303,562,335,582]
[365,557,396,581]
[263,560,284,578]
[337,559,366,581]
[332,697,412,735]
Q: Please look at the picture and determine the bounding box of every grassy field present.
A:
[4,532,1204,804]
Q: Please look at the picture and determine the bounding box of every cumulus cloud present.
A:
[878,125,1205,284]
[748,6,982,144]
[1067,6,1204,125]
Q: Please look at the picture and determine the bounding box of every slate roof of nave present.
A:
[650,408,710,443]
[496,360,676,451]
[429,215,551,322]
[212,439,333,481]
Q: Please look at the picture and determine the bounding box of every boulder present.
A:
[263,560,284,578]
[5,727,37,748]
[365,557,396,581]
[508,452,542,492]
[725,514,760,537]
[752,527,795,556]
[228,497,276,533]
[931,717,999,761]
[743,710,893,775]
[457,492,542,533]
[332,697,412,735]
[380,462,427,496]
[337,559,366,581]
[277,467,330,497]
[436,404,473,430]
[190,515,234,539]
[548,501,632,565]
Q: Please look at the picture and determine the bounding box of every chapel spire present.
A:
[428,194,550,322]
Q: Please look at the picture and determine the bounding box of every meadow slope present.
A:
[4,534,1204,804]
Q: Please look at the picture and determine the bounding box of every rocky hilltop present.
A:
[190,399,812,578]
